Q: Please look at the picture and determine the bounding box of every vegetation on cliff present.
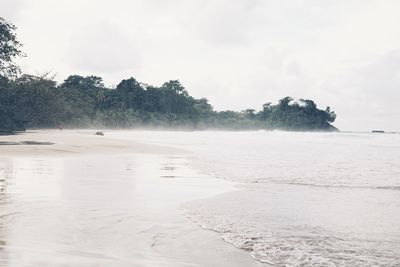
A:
[0,17,337,132]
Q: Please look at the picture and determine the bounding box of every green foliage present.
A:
[0,17,337,133]
[259,97,337,130]
[0,17,24,78]
[0,74,338,132]
[0,76,21,132]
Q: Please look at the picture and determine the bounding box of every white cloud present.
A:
[0,0,26,20]
[67,20,141,73]
[2,0,400,131]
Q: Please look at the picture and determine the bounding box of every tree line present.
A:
[0,17,337,133]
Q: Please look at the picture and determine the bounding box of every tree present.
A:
[0,17,24,78]
[278,97,293,109]
[242,109,256,119]
[115,77,145,110]
[61,75,104,90]
[299,99,317,112]
[13,74,67,128]
[325,106,336,123]
[161,80,188,96]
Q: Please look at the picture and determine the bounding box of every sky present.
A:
[1,0,400,131]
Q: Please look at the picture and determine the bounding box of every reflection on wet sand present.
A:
[0,159,14,267]
[0,141,54,146]
[0,154,258,267]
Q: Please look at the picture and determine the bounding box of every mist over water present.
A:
[1,130,399,266]
[109,130,400,266]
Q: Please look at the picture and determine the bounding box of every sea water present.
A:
[110,130,400,266]
[0,150,238,266]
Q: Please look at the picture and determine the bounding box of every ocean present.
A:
[110,130,400,266]
[1,130,399,266]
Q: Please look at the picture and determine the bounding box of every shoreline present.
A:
[0,130,263,266]
[0,129,186,157]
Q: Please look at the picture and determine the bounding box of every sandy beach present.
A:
[0,130,185,156]
[0,130,264,267]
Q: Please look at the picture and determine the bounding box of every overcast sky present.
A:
[1,0,400,131]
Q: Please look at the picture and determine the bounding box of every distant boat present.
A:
[372,130,385,133]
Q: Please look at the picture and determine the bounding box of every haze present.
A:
[1,0,400,131]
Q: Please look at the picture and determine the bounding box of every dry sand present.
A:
[0,130,185,156]
[0,130,264,267]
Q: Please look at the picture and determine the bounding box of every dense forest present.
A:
[0,17,337,133]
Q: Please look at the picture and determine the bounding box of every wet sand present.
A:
[0,130,263,267]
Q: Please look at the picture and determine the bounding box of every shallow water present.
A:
[0,152,239,266]
[108,131,400,266]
